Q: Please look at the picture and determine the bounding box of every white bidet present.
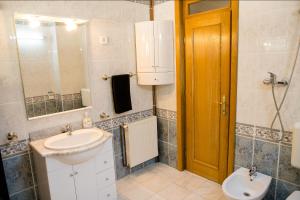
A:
[222,167,272,200]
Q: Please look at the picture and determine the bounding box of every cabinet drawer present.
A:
[96,168,115,189]
[95,150,114,173]
[98,184,117,200]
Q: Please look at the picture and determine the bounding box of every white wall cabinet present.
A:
[33,137,117,200]
[135,20,174,85]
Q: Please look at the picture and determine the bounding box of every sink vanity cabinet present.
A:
[31,130,117,200]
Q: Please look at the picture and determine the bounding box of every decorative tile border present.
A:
[0,140,29,159]
[156,108,176,121]
[112,115,128,128]
[236,122,292,145]
[127,112,142,123]
[235,122,255,137]
[95,119,113,131]
[141,109,153,118]
[255,126,281,142]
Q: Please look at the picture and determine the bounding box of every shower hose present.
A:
[270,39,300,141]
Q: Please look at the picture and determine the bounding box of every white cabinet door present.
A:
[48,166,77,200]
[154,21,174,73]
[73,158,98,200]
[135,21,155,73]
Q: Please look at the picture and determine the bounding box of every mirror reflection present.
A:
[15,14,91,119]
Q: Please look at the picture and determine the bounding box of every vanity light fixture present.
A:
[65,20,77,31]
[29,18,40,28]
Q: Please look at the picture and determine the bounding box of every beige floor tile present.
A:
[139,174,172,193]
[117,163,226,200]
[148,195,166,200]
[156,183,190,200]
[175,171,207,191]
[184,193,208,200]
[121,185,155,200]
[193,181,224,200]
[130,168,157,184]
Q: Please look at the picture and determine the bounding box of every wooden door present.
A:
[185,9,231,183]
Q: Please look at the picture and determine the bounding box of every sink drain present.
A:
[243,192,251,197]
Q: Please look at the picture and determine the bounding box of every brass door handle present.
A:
[217,95,226,115]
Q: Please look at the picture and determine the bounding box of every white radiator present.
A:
[121,116,158,168]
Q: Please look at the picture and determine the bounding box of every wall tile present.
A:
[168,145,177,169]
[144,157,157,167]
[130,162,144,173]
[62,100,73,111]
[263,178,276,200]
[158,141,169,165]
[10,188,36,200]
[157,118,168,142]
[276,180,300,200]
[168,121,176,146]
[234,135,253,168]
[114,154,130,180]
[253,140,278,177]
[3,154,33,195]
[278,145,300,185]
[113,128,122,156]
[45,100,58,114]
[234,165,241,171]
[33,102,46,117]
[73,99,83,109]
[25,104,34,118]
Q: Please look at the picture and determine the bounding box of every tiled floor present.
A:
[117,163,226,200]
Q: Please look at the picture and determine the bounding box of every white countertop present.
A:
[30,129,112,157]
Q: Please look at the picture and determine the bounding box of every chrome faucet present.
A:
[65,124,72,135]
[249,165,257,181]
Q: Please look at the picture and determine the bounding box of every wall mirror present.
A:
[14,13,91,119]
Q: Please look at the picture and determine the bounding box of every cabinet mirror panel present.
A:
[15,13,91,119]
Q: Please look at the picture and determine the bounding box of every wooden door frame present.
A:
[175,0,239,176]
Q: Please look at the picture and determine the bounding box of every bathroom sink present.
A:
[44,128,104,150]
[222,167,272,200]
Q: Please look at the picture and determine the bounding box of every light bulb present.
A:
[65,20,77,32]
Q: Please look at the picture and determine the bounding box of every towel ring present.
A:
[101,72,136,80]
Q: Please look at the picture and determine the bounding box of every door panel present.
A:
[185,10,230,183]
[73,158,98,200]
[48,166,77,200]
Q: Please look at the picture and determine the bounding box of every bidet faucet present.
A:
[65,124,72,135]
[249,165,257,181]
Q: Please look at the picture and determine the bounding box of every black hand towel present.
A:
[112,74,132,114]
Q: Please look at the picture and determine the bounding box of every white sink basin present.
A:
[222,167,272,200]
[44,128,104,151]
